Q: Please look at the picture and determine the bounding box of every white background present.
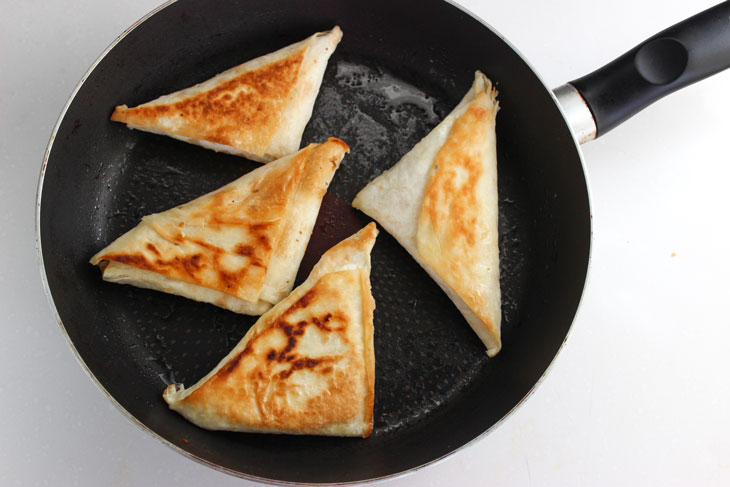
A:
[2,0,729,485]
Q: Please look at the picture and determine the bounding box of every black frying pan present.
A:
[37,0,730,484]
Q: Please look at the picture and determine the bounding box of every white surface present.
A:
[2,0,729,485]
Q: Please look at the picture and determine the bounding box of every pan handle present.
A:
[554,1,730,143]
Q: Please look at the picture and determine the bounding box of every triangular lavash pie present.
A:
[163,223,378,437]
[353,71,501,357]
[110,27,342,163]
[90,138,349,315]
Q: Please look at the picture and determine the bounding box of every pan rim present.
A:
[34,0,594,484]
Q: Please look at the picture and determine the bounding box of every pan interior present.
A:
[39,0,589,483]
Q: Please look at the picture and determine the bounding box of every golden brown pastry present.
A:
[163,223,378,437]
[90,138,349,315]
[353,71,501,356]
[111,27,342,162]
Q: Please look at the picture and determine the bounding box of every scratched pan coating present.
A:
[38,0,590,483]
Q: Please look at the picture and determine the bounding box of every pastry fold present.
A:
[111,27,342,162]
[163,223,378,437]
[91,138,349,315]
[353,71,501,356]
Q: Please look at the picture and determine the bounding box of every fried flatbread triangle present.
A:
[163,223,378,437]
[353,71,501,356]
[91,137,349,315]
[111,27,342,163]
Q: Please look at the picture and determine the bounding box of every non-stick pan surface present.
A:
[38,0,590,483]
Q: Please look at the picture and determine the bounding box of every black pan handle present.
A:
[561,1,730,140]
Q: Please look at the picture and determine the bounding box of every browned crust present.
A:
[180,270,370,432]
[95,149,309,302]
[110,105,129,121]
[111,47,307,155]
[359,267,376,438]
[326,137,350,152]
[246,137,349,302]
[421,100,488,247]
[418,92,498,335]
[299,138,350,198]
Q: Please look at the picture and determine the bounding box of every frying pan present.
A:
[36,0,730,484]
